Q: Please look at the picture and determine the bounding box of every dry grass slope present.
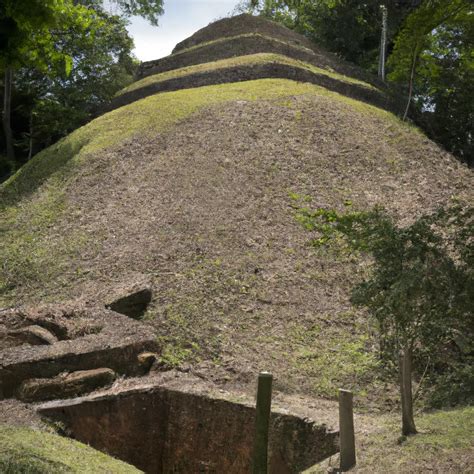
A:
[1,79,471,403]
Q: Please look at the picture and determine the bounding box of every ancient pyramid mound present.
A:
[1,13,472,399]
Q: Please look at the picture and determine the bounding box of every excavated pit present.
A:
[39,379,339,473]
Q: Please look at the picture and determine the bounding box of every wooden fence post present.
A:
[252,371,273,474]
[339,389,356,471]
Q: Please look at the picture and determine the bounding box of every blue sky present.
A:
[127,0,242,61]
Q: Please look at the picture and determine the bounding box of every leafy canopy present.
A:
[0,0,97,74]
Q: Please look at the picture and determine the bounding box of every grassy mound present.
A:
[173,13,318,54]
[139,33,378,87]
[121,53,375,97]
[1,78,472,402]
[108,53,391,116]
[0,425,140,473]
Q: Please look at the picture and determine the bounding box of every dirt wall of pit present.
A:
[40,385,338,473]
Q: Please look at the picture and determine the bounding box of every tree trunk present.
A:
[27,111,33,161]
[402,49,418,121]
[399,344,417,436]
[2,67,15,161]
[378,5,388,81]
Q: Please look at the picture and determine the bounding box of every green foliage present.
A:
[0,0,97,72]
[0,0,165,180]
[10,4,136,166]
[238,1,417,71]
[110,0,164,26]
[297,202,473,402]
[388,0,470,84]
[387,0,473,164]
[0,425,140,473]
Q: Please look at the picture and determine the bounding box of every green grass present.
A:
[119,53,376,97]
[0,79,401,206]
[359,407,474,472]
[0,425,140,473]
[306,406,474,473]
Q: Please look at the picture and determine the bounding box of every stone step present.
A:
[18,368,117,402]
[0,305,160,399]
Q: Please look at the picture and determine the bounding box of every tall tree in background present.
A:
[13,5,136,162]
[388,0,472,164]
[0,0,164,181]
[240,1,420,71]
[0,0,96,164]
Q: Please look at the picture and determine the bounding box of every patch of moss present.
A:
[0,425,140,473]
[119,53,376,97]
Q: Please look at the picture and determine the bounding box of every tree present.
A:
[0,0,164,179]
[388,0,473,164]
[297,203,473,435]
[387,0,471,119]
[238,1,420,72]
[12,4,136,162]
[0,0,96,161]
[108,0,164,26]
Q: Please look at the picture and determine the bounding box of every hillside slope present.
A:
[1,77,471,399]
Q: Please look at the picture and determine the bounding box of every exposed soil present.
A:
[6,90,471,404]
[0,399,45,428]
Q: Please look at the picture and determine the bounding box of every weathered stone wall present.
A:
[40,385,338,473]
[0,306,159,399]
[138,34,380,88]
[105,62,397,116]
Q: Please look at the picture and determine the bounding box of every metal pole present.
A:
[252,372,273,474]
[339,389,356,471]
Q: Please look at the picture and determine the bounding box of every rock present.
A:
[137,352,158,373]
[18,368,117,402]
[9,325,58,346]
[0,305,159,400]
[106,286,152,319]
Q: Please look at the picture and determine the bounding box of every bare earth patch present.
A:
[2,88,470,408]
